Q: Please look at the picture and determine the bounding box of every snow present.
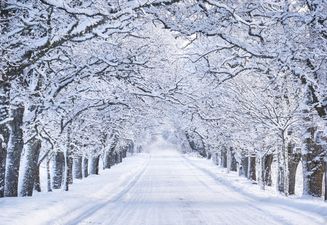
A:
[0,140,327,225]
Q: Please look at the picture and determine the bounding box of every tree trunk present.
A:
[127,140,134,154]
[0,83,10,197]
[20,138,41,196]
[248,156,256,181]
[34,164,41,193]
[217,151,222,166]
[119,152,123,163]
[277,145,285,193]
[260,155,265,190]
[90,155,100,175]
[288,153,301,195]
[104,137,119,169]
[0,138,5,197]
[103,151,111,169]
[64,126,73,191]
[302,126,325,197]
[4,106,24,197]
[47,158,52,192]
[213,153,219,165]
[264,154,273,186]
[230,151,238,172]
[83,157,89,178]
[241,157,248,177]
[64,153,73,191]
[282,135,289,196]
[115,152,120,164]
[109,152,115,167]
[221,149,227,168]
[74,155,83,179]
[227,148,231,173]
[244,156,256,181]
[122,149,127,158]
[324,160,327,201]
[52,152,64,189]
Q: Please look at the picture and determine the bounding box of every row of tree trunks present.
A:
[52,149,128,190]
[0,126,131,197]
[218,144,325,197]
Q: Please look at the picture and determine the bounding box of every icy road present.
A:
[1,144,327,225]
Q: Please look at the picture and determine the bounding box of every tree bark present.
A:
[109,152,116,167]
[122,148,127,158]
[104,136,119,169]
[288,153,301,195]
[282,135,289,196]
[241,157,248,177]
[119,152,123,163]
[0,126,8,197]
[64,153,73,191]
[230,150,237,172]
[103,151,111,169]
[324,160,327,201]
[260,155,265,190]
[52,152,64,189]
[4,106,24,197]
[114,152,120,164]
[90,155,100,175]
[47,157,52,192]
[249,156,256,181]
[64,126,73,191]
[20,138,41,196]
[302,126,324,197]
[74,155,83,179]
[227,148,231,173]
[264,154,273,186]
[221,148,227,168]
[34,164,41,193]
[83,157,89,178]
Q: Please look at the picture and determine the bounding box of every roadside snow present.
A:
[184,154,327,224]
[0,153,149,225]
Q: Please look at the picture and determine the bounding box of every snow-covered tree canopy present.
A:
[0,0,326,199]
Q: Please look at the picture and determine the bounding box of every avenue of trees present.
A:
[0,0,326,200]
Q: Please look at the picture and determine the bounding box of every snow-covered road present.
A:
[1,144,327,225]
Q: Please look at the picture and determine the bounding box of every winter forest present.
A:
[0,0,327,224]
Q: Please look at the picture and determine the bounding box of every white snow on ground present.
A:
[1,140,327,225]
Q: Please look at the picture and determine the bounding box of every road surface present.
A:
[59,147,327,225]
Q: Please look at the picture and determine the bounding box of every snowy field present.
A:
[1,143,327,225]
